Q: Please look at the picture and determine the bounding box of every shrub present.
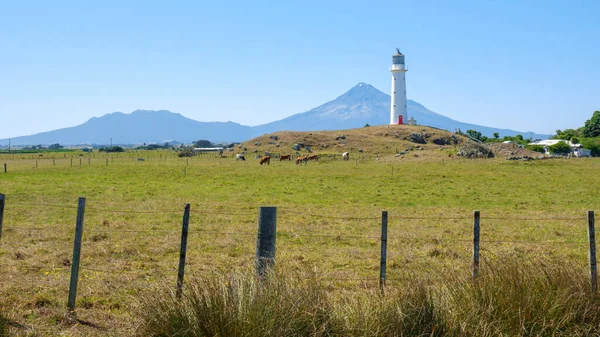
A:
[582,139,600,156]
[549,141,571,155]
[525,144,545,153]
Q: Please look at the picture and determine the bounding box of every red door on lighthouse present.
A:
[398,115,403,124]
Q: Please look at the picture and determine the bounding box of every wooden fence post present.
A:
[70,158,72,167]
[473,210,480,278]
[3,163,6,173]
[176,204,191,298]
[67,197,86,311]
[379,211,388,293]
[0,194,5,243]
[256,207,277,278]
[53,158,55,166]
[588,210,597,294]
[106,159,108,167]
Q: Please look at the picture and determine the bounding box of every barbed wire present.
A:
[481,217,584,221]
[86,207,181,214]
[277,232,380,239]
[280,210,380,220]
[89,229,179,233]
[7,201,78,209]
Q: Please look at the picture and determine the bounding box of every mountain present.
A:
[0,83,550,145]
[251,83,550,139]
[0,110,253,145]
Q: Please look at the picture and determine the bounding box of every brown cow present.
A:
[296,156,306,165]
[280,154,291,161]
[306,154,318,161]
[260,156,271,165]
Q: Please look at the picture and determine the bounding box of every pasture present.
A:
[0,150,599,336]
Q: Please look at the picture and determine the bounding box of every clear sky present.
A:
[1,0,598,138]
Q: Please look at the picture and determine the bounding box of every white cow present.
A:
[236,154,246,161]
[342,152,349,161]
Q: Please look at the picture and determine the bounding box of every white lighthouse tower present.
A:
[390,48,408,124]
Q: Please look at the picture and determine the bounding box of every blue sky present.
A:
[1,0,598,138]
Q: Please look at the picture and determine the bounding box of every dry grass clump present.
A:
[137,259,600,337]
[136,272,338,337]
[0,314,6,337]
[441,259,600,336]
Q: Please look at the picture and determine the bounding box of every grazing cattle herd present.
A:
[234,152,351,165]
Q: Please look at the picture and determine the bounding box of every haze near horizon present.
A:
[1,0,598,138]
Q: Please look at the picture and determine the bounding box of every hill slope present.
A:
[238,124,466,160]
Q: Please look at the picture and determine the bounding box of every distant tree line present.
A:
[457,110,600,156]
[99,146,125,153]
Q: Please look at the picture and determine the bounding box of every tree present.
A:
[570,137,580,145]
[582,111,600,138]
[48,143,63,149]
[554,128,581,140]
[466,129,482,140]
[193,140,214,148]
[515,134,524,141]
[493,132,499,140]
[364,123,370,127]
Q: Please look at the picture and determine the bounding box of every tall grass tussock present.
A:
[137,259,600,337]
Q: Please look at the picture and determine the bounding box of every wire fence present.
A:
[0,193,597,317]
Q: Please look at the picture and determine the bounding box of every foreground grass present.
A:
[138,259,600,337]
[0,152,599,335]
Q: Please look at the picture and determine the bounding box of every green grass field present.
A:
[0,150,599,335]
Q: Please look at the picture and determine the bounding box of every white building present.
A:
[390,49,408,125]
[528,139,591,157]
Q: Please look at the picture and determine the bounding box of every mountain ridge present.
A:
[0,83,551,145]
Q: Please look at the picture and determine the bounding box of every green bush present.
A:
[525,145,545,153]
[549,141,571,155]
[582,139,600,157]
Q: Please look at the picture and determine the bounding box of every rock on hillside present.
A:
[236,124,467,158]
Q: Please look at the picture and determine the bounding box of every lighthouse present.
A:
[390,49,408,124]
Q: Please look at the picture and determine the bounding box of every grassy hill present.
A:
[238,124,467,159]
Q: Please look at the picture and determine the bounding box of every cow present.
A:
[342,152,349,160]
[306,154,318,161]
[296,156,307,165]
[236,154,246,161]
[260,156,270,165]
[280,154,291,161]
